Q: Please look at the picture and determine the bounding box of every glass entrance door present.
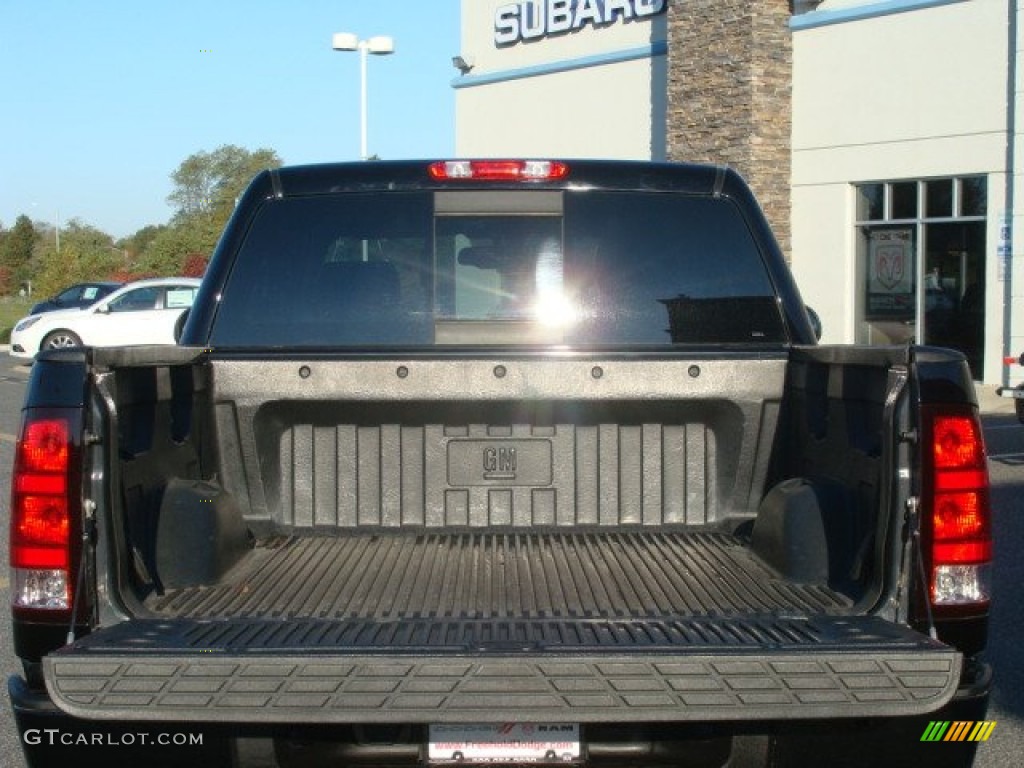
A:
[922,221,986,379]
[858,224,916,346]
[855,177,987,378]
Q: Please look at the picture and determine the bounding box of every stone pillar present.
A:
[666,0,793,258]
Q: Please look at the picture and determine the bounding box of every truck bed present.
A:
[48,529,960,727]
[145,530,849,621]
[46,347,962,727]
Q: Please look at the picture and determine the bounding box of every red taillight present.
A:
[20,419,70,472]
[10,415,74,609]
[428,160,569,181]
[932,415,985,469]
[921,405,992,606]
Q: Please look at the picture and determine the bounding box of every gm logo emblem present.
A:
[447,440,552,487]
[483,446,518,480]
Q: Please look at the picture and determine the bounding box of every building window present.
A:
[855,176,987,378]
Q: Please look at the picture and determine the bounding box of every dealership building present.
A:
[453,0,1023,386]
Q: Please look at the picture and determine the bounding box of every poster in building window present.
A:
[866,228,914,319]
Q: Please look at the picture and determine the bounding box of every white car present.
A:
[9,277,202,360]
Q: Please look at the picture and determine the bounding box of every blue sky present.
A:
[0,1,459,238]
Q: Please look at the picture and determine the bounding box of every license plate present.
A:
[428,723,582,764]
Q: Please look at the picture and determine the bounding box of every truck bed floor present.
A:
[56,531,959,725]
[146,530,850,620]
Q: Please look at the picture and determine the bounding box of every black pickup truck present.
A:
[9,160,992,767]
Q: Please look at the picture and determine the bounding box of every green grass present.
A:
[0,295,34,344]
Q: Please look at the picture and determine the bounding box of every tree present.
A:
[0,224,7,293]
[120,224,167,262]
[1,215,38,291]
[137,214,222,276]
[167,144,282,224]
[31,219,124,297]
[156,144,282,275]
[181,254,208,277]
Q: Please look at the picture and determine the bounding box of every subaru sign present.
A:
[495,0,667,46]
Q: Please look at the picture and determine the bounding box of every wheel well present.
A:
[39,328,80,350]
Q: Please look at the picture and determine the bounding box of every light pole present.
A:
[331,32,395,161]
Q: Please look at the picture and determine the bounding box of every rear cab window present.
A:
[209,189,786,347]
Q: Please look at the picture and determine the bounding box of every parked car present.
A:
[997,351,1024,423]
[28,281,122,314]
[9,277,201,359]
